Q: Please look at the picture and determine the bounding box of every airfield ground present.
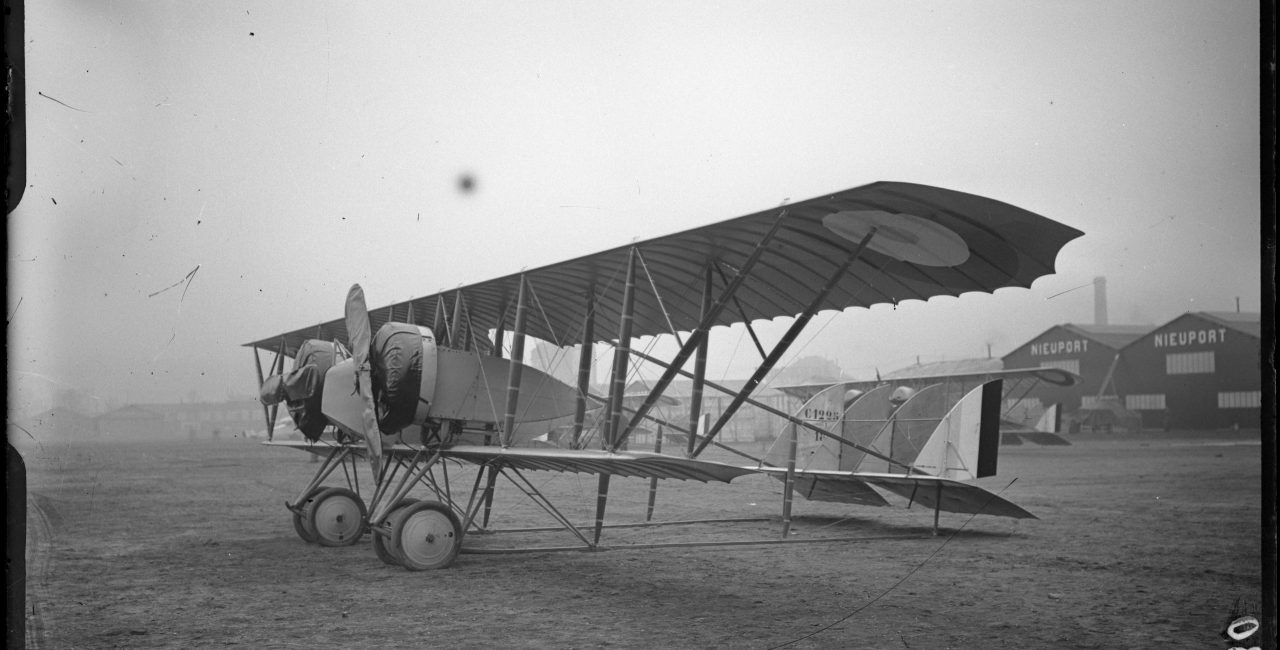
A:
[17,430,1263,649]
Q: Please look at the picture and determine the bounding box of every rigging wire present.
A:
[766,477,1021,649]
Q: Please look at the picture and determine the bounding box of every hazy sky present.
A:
[8,1,1261,414]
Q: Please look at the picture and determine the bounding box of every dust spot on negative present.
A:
[457,173,476,194]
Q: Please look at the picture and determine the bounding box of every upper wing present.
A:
[246,181,1082,355]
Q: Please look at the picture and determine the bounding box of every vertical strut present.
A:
[432,299,446,346]
[481,464,499,528]
[781,421,799,537]
[451,291,466,351]
[645,424,663,521]
[267,340,286,440]
[933,482,943,536]
[252,347,272,440]
[593,473,611,546]
[686,266,713,456]
[605,249,639,449]
[501,276,529,447]
[572,291,596,449]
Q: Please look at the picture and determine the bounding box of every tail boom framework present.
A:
[759,379,1036,532]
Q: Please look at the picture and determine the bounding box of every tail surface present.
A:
[909,379,1002,480]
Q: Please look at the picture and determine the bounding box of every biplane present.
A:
[247,181,1082,569]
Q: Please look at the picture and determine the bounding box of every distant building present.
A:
[1114,312,1261,429]
[1002,323,1153,413]
[94,405,169,440]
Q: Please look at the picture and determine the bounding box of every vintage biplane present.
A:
[247,181,1082,569]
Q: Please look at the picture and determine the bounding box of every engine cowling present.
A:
[258,339,337,441]
[369,323,438,433]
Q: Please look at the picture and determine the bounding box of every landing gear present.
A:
[391,501,462,571]
[291,488,323,543]
[372,499,420,566]
[307,487,368,547]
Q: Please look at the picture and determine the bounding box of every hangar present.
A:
[1113,311,1261,430]
[1001,323,1153,415]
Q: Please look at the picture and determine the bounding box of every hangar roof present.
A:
[885,357,1003,378]
[1192,311,1261,339]
[1056,323,1154,350]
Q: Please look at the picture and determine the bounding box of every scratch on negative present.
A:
[7,296,22,326]
[38,91,90,113]
[1047,282,1091,300]
[148,265,201,300]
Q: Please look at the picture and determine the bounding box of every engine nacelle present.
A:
[321,321,579,442]
[370,323,438,433]
[258,339,337,441]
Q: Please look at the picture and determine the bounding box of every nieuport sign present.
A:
[1029,339,1089,356]
[1152,327,1228,349]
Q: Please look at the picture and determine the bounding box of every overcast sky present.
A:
[8,1,1261,414]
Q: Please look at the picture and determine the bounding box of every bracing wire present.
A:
[767,477,1022,649]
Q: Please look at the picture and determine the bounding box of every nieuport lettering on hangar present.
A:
[1029,339,1088,356]
[1152,328,1228,349]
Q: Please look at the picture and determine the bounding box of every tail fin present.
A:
[910,379,1002,480]
[1034,403,1061,433]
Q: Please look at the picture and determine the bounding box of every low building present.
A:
[1001,323,1153,414]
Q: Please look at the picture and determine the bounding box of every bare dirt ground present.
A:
[17,430,1263,649]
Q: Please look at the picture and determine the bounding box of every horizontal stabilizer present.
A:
[856,473,1036,519]
[756,468,890,507]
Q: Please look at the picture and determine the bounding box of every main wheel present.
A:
[392,501,462,571]
[308,487,368,547]
[292,488,325,543]
[372,499,420,566]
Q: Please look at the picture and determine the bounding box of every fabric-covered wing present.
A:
[246,181,1082,355]
[262,440,755,483]
[443,445,756,483]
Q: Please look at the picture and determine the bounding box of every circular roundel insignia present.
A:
[822,210,970,267]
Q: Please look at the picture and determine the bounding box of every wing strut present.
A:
[500,276,529,447]
[780,421,800,538]
[593,473,611,545]
[604,248,639,449]
[252,346,273,440]
[571,291,597,449]
[611,210,789,452]
[645,424,664,521]
[692,228,879,457]
[686,266,713,457]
